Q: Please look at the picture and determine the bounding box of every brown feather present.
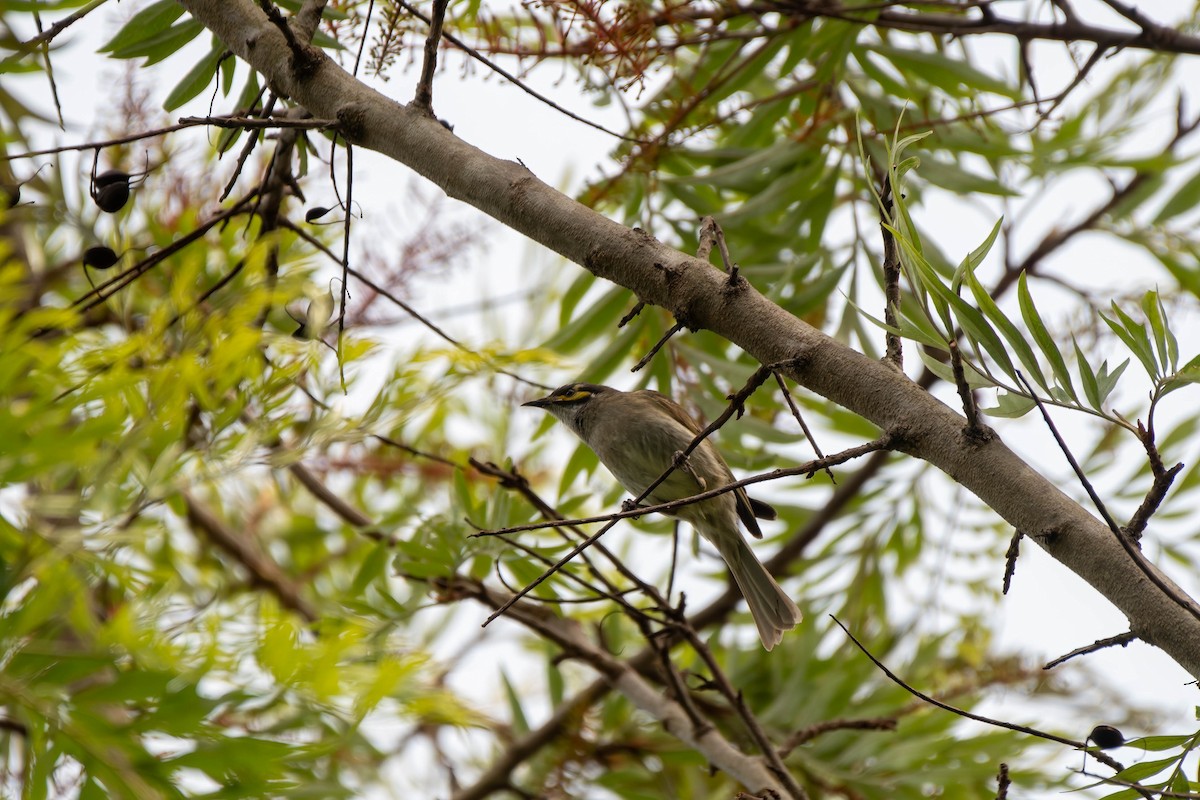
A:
[635,390,774,538]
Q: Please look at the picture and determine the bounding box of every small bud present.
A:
[305,206,333,223]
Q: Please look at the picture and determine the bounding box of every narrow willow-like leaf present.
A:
[163,42,223,111]
[1017,272,1076,401]
[1073,337,1102,409]
[967,266,1045,389]
[1142,291,1179,373]
[500,670,530,735]
[1153,165,1200,224]
[1161,353,1200,396]
[1096,358,1131,405]
[895,230,1016,376]
[1102,303,1160,379]
[99,0,183,53]
[979,390,1036,418]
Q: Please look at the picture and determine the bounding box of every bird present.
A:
[523,382,802,650]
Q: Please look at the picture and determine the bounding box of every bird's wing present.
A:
[639,390,774,537]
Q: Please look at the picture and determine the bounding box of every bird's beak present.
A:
[522,396,552,408]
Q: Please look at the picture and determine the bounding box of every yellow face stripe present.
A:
[555,388,592,403]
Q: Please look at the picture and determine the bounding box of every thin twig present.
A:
[832,615,1126,771]
[631,321,685,372]
[68,194,258,315]
[948,340,981,432]
[180,115,339,130]
[182,492,318,622]
[678,629,809,799]
[773,372,834,483]
[475,436,892,539]
[414,0,451,112]
[450,680,610,800]
[618,301,646,327]
[1125,416,1184,541]
[1014,371,1200,625]
[336,139,354,389]
[778,717,896,757]
[391,0,646,143]
[282,219,552,389]
[1042,631,1136,670]
[879,176,903,367]
[1001,529,1022,594]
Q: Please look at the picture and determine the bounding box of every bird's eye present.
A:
[558,388,592,403]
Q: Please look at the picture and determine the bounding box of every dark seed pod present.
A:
[91,170,133,213]
[93,170,130,189]
[94,182,131,213]
[1088,725,1125,749]
[305,206,332,223]
[83,246,120,270]
[1,183,18,208]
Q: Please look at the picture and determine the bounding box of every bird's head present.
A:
[522,383,613,434]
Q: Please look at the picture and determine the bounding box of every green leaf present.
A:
[1162,353,1200,396]
[917,157,1017,197]
[1112,755,1179,783]
[107,18,205,65]
[1141,290,1177,373]
[847,294,946,350]
[870,45,1021,99]
[979,390,1036,418]
[1132,734,1195,751]
[544,285,629,351]
[1073,337,1101,409]
[917,348,993,390]
[547,661,564,708]
[163,43,223,111]
[1102,302,1159,379]
[893,228,1015,377]
[967,261,1045,389]
[99,0,184,53]
[1095,358,1131,405]
[500,669,530,734]
[1018,272,1076,401]
[1153,165,1200,224]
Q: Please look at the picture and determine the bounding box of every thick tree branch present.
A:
[177,0,1200,680]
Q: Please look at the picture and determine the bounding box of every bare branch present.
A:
[832,616,1127,772]
[414,0,451,112]
[1043,631,1137,670]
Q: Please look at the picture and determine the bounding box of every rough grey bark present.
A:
[177,0,1200,678]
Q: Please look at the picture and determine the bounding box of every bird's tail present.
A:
[713,533,802,650]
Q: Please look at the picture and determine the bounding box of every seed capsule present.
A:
[83,246,120,270]
[91,170,134,213]
[1088,725,1125,749]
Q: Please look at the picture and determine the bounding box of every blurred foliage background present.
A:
[2,0,1200,797]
